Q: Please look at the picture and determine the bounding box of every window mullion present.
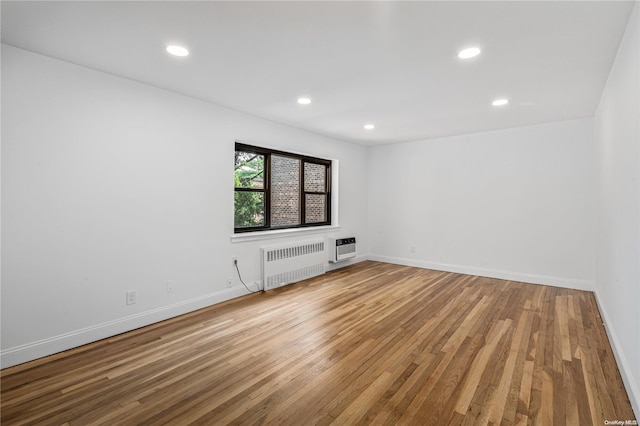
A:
[299,159,305,225]
[265,153,271,228]
[325,164,331,224]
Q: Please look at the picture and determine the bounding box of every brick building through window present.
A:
[234,143,331,232]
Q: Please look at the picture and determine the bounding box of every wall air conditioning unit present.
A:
[328,237,357,263]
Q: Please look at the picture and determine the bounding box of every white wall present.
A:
[368,119,596,289]
[3,14,639,419]
[594,3,640,416]
[0,45,369,367]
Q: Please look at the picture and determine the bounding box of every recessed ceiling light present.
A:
[458,47,481,59]
[297,97,311,105]
[364,124,375,130]
[166,45,189,57]
[492,98,509,106]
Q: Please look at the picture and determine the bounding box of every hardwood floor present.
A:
[1,261,635,425]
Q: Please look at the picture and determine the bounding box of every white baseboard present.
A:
[0,258,374,369]
[368,254,594,291]
[0,254,594,370]
[0,285,258,369]
[593,291,640,418]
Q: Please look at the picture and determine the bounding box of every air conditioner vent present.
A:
[328,237,357,263]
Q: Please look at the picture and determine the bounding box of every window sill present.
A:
[231,225,341,243]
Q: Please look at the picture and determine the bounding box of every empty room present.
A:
[1,1,638,425]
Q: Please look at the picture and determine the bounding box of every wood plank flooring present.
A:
[1,261,635,425]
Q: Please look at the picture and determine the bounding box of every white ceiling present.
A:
[1,1,635,146]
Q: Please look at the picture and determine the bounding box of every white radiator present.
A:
[261,239,326,291]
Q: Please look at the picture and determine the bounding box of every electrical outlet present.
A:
[126,290,137,305]
[167,280,174,293]
[227,278,233,288]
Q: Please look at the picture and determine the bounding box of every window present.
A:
[234,143,331,233]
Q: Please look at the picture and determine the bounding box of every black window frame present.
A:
[234,142,332,233]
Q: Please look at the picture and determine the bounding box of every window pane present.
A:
[234,191,265,228]
[234,152,264,189]
[304,162,326,192]
[271,155,300,227]
[305,194,326,223]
